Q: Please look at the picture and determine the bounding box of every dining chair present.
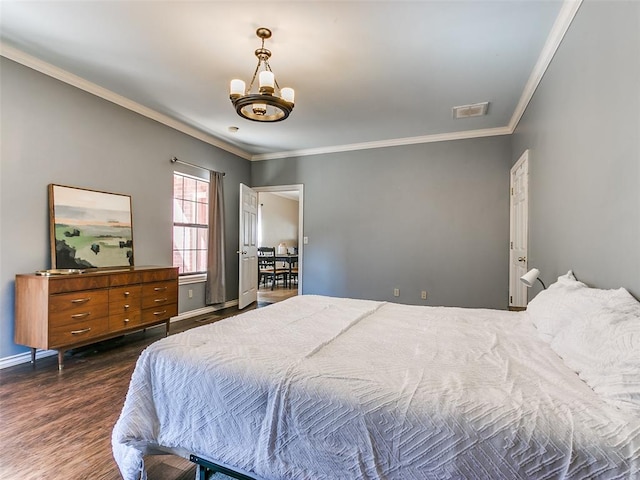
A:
[288,266,298,287]
[257,247,287,290]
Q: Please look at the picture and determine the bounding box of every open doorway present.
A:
[254,185,304,304]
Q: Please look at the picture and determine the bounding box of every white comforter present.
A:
[112,295,640,479]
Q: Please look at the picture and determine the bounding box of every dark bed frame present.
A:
[190,454,257,480]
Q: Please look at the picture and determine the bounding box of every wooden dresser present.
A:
[15,266,178,370]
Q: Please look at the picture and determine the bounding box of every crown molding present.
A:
[508,0,583,131]
[250,126,512,161]
[1,0,580,163]
[252,0,581,162]
[0,42,252,161]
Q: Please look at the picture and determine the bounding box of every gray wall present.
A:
[252,136,513,308]
[511,0,640,298]
[0,58,250,359]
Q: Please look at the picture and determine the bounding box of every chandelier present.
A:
[229,27,295,122]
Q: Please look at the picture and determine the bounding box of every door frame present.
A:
[253,184,304,294]
[509,150,529,310]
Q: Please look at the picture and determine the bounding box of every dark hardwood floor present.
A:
[0,286,296,480]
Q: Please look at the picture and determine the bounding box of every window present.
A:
[173,172,209,275]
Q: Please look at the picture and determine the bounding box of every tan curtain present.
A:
[205,171,226,305]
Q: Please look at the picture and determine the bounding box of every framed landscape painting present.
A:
[49,184,134,269]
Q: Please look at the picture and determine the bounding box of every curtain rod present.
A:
[170,156,226,176]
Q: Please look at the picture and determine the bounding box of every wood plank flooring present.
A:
[0,287,295,480]
[257,285,298,304]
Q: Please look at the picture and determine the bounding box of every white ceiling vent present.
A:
[453,102,489,119]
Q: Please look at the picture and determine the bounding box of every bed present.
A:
[112,272,640,480]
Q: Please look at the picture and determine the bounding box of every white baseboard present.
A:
[0,300,239,370]
[0,349,57,370]
[172,299,238,322]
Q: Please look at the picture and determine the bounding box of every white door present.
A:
[509,150,529,309]
[238,184,258,309]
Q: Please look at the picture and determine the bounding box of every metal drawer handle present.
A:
[124,304,130,310]
[71,328,91,335]
[71,312,90,319]
[123,318,130,323]
[123,291,130,297]
[71,298,90,304]
[154,287,167,292]
[153,310,167,316]
[154,298,168,303]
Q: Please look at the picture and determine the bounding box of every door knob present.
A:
[518,256,526,262]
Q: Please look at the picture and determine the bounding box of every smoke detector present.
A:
[453,102,489,119]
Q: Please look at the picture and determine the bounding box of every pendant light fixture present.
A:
[229,27,295,122]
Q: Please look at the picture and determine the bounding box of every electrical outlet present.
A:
[393,288,400,297]
[421,290,427,300]
[303,236,309,244]
[188,289,193,299]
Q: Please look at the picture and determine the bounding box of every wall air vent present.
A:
[453,102,489,119]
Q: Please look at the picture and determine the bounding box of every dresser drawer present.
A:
[109,272,142,287]
[142,281,178,309]
[49,290,109,327]
[109,311,142,331]
[49,316,109,348]
[48,276,110,294]
[141,303,177,325]
[140,268,178,283]
[109,285,142,308]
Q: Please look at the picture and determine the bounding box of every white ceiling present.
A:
[0,1,579,161]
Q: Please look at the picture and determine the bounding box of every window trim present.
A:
[179,273,207,285]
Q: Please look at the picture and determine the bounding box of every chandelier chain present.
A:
[247,61,261,94]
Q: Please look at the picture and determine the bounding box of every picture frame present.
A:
[49,184,134,269]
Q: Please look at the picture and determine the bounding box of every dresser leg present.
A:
[30,348,36,365]
[57,351,65,371]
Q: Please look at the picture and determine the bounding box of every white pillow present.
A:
[554,269,582,287]
[527,271,638,341]
[526,271,588,341]
[550,289,640,411]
